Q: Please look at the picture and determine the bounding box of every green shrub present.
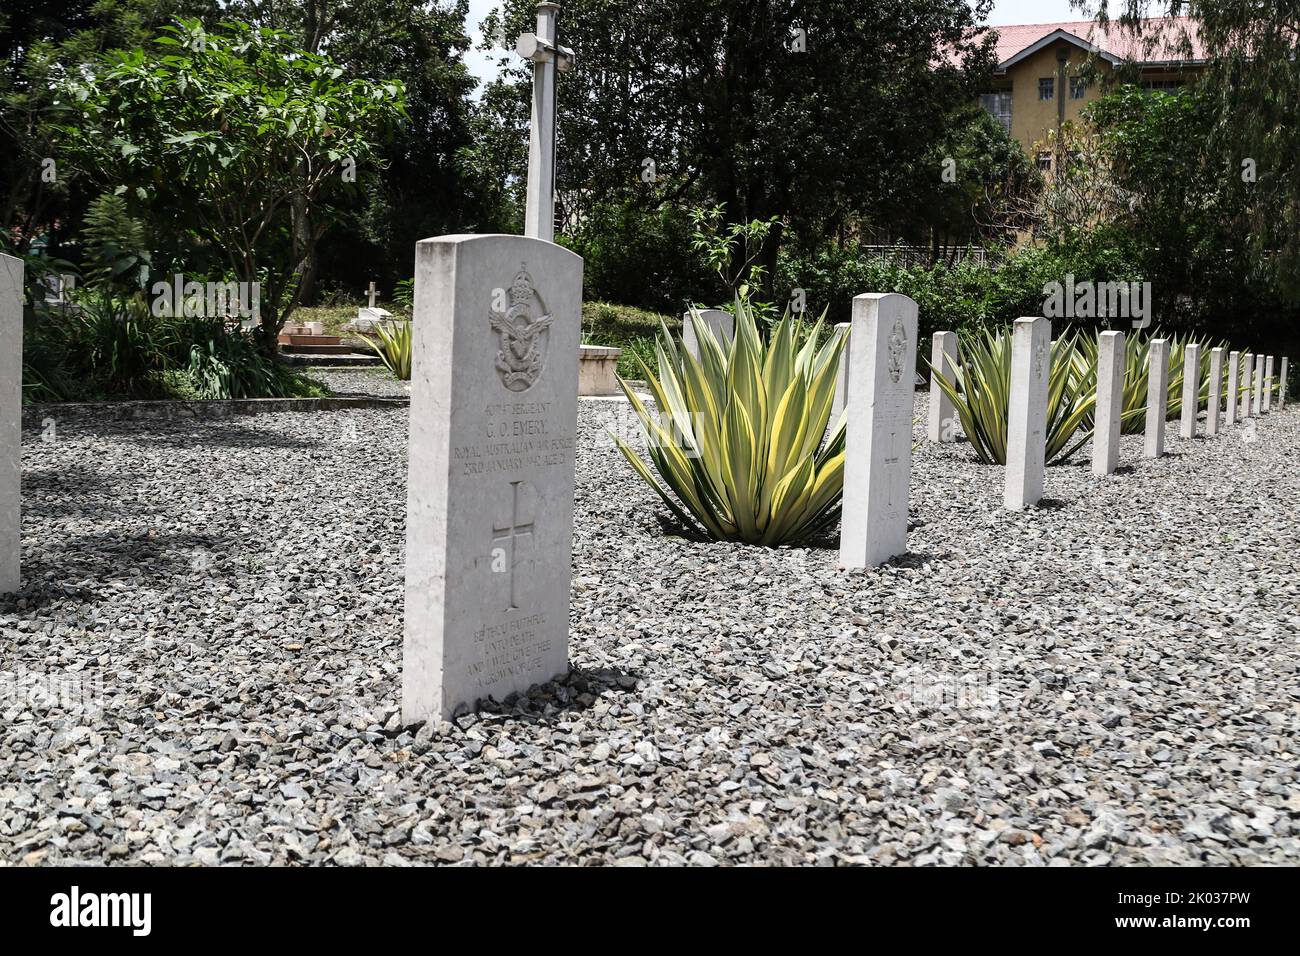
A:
[362,320,413,380]
[933,328,1095,466]
[614,299,846,545]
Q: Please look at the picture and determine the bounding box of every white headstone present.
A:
[403,234,583,723]
[1,255,20,593]
[1241,354,1254,419]
[1281,357,1289,409]
[681,308,734,361]
[1180,342,1201,439]
[1225,350,1239,426]
[1093,330,1125,476]
[1264,355,1274,413]
[927,331,958,443]
[1144,338,1169,459]
[1248,351,1258,411]
[1005,317,1051,509]
[838,293,917,568]
[1206,347,1223,436]
[368,281,379,310]
[829,321,851,426]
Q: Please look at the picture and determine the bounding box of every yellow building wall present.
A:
[993,39,1200,160]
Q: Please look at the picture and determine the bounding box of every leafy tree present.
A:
[221,1,490,300]
[480,0,998,293]
[1088,1,1300,298]
[58,18,406,344]
[0,0,216,256]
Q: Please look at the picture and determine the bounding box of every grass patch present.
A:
[582,301,679,378]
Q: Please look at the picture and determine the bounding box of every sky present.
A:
[460,0,1088,94]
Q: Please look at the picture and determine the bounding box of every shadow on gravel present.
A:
[113,422,323,451]
[21,465,115,508]
[469,664,642,728]
[18,530,231,602]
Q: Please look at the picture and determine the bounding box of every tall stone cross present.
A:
[367,281,378,309]
[516,2,575,242]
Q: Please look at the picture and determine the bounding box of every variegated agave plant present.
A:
[931,327,1096,466]
[613,298,847,545]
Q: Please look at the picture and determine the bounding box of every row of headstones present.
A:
[1,243,1292,725]
[834,301,1291,570]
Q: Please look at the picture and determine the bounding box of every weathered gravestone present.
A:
[1,254,19,594]
[1093,330,1125,477]
[1180,342,1201,439]
[1207,347,1224,436]
[1264,356,1274,413]
[1281,357,1289,409]
[1241,355,1254,419]
[839,293,917,568]
[1005,317,1051,509]
[1226,350,1240,426]
[829,321,851,426]
[681,308,735,362]
[927,331,958,443]
[1144,338,1169,459]
[1248,348,1258,413]
[403,234,582,723]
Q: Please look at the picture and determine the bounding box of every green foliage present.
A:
[581,301,680,379]
[58,18,407,338]
[21,299,325,402]
[933,329,1096,466]
[80,193,151,292]
[362,320,413,381]
[562,200,719,313]
[614,299,847,545]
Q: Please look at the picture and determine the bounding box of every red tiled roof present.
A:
[986,16,1206,67]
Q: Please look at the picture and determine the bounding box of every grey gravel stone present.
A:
[1,393,1297,866]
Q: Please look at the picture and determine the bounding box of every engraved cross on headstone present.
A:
[883,429,900,510]
[492,480,534,611]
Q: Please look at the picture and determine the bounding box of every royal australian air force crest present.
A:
[490,266,552,391]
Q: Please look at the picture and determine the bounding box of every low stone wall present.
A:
[24,395,410,423]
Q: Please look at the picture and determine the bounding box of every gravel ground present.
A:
[310,367,411,399]
[1,393,1297,866]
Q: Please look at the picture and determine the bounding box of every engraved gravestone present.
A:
[927,331,958,443]
[1248,348,1258,413]
[1180,342,1201,439]
[829,321,851,427]
[403,234,582,723]
[839,293,917,568]
[1145,338,1169,459]
[1237,353,1248,421]
[1,254,20,594]
[1005,317,1051,509]
[681,308,735,361]
[1093,330,1124,476]
[1225,350,1240,426]
[1207,347,1224,436]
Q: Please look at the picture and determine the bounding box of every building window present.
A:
[1039,77,1055,101]
[979,92,1012,133]
[1070,76,1088,100]
[1140,78,1185,92]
